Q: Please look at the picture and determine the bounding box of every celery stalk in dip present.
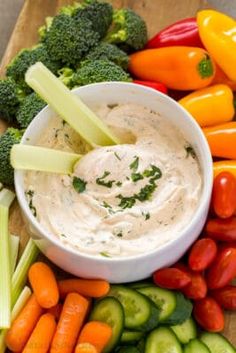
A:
[24,103,202,258]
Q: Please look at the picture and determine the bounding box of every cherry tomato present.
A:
[193,297,224,332]
[212,172,236,219]
[206,247,236,289]
[211,286,236,310]
[188,238,218,271]
[153,268,191,289]
[174,263,207,300]
[206,217,236,242]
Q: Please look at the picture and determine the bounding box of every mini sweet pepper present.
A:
[203,122,236,159]
[197,10,236,81]
[179,84,235,127]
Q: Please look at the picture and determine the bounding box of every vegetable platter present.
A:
[1,0,236,351]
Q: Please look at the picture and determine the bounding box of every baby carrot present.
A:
[6,294,43,352]
[75,343,98,353]
[77,321,112,353]
[58,279,110,298]
[28,262,59,308]
[47,303,63,321]
[50,293,90,353]
[22,313,56,353]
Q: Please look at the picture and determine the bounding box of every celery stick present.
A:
[0,189,15,329]
[10,235,20,275]
[0,286,31,353]
[11,238,39,307]
[11,286,31,321]
[25,62,120,146]
[11,145,81,174]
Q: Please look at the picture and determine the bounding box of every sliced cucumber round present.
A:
[89,297,124,353]
[163,292,193,325]
[128,281,153,289]
[108,285,160,331]
[184,338,211,353]
[137,285,176,322]
[116,346,141,353]
[200,332,236,353]
[171,317,197,344]
[121,330,145,344]
[145,326,183,353]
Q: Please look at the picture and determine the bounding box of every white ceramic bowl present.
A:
[15,82,213,283]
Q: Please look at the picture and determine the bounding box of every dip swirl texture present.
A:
[25,103,202,257]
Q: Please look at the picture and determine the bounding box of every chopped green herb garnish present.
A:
[25,190,34,197]
[136,182,157,202]
[114,152,121,161]
[143,165,162,179]
[25,190,37,217]
[96,171,115,188]
[142,211,150,220]
[185,144,196,159]
[61,234,67,238]
[73,176,87,193]
[116,232,123,237]
[102,201,112,209]
[117,194,136,209]
[100,252,111,257]
[129,156,139,172]
[131,172,144,182]
[116,181,122,187]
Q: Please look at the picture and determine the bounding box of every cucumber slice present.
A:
[121,331,145,344]
[89,297,124,353]
[171,317,197,344]
[184,338,211,353]
[108,285,160,331]
[163,292,193,325]
[200,332,236,353]
[145,326,183,353]
[137,286,176,322]
[137,338,146,353]
[116,347,140,353]
[128,281,152,289]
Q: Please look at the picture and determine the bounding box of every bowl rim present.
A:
[14,81,213,263]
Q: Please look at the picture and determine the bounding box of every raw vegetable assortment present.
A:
[1,1,236,352]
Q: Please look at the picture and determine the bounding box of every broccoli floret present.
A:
[0,78,24,123]
[72,0,113,39]
[105,8,148,51]
[0,128,23,186]
[38,17,54,42]
[71,59,131,86]
[59,2,80,16]
[58,67,75,88]
[6,44,61,93]
[16,93,46,128]
[44,14,99,66]
[85,43,129,70]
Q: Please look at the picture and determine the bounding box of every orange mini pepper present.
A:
[179,84,235,127]
[203,122,236,159]
[212,65,236,91]
[197,10,236,81]
[129,46,215,90]
[214,161,236,179]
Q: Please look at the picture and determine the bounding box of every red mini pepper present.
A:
[133,80,168,94]
[146,17,203,49]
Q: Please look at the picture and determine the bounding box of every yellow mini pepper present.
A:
[197,10,236,81]
[179,84,235,127]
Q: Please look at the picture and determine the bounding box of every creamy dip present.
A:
[24,103,202,257]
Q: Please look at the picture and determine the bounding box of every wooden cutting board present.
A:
[1,0,235,345]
